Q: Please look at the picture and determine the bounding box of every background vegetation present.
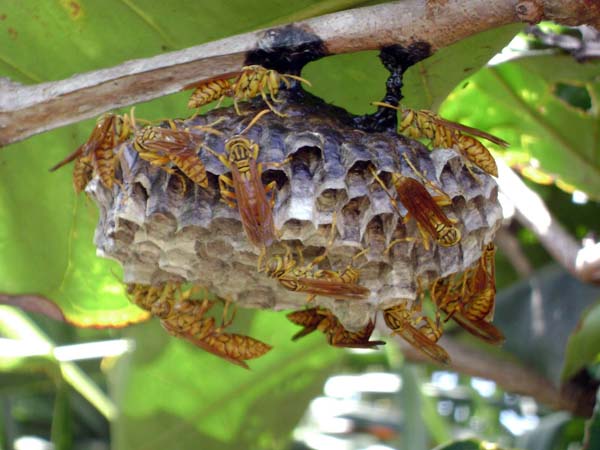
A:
[1,1,599,449]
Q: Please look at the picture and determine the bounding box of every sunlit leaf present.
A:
[111,309,344,450]
[441,54,600,198]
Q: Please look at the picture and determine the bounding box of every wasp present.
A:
[188,65,311,117]
[383,301,450,364]
[125,282,272,368]
[160,295,272,369]
[260,215,371,302]
[370,157,461,252]
[431,243,504,345]
[187,78,233,110]
[50,112,133,192]
[133,119,223,189]
[203,110,283,251]
[287,308,385,349]
[374,103,508,177]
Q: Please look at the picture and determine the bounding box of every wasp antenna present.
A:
[286,74,312,87]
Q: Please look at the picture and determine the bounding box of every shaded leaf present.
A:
[493,264,600,385]
[516,412,573,450]
[562,301,600,381]
[441,54,600,198]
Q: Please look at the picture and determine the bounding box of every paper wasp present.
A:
[287,307,385,348]
[260,214,371,302]
[373,103,508,177]
[370,157,461,252]
[383,301,450,364]
[125,282,272,368]
[50,112,133,192]
[431,243,504,345]
[188,65,311,117]
[203,110,282,250]
[133,119,224,189]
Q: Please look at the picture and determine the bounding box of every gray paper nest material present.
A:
[89,94,502,331]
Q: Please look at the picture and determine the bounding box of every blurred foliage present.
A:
[1,2,600,450]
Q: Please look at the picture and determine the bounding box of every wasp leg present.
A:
[217,174,238,209]
[307,212,338,269]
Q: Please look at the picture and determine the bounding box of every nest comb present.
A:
[89,91,502,331]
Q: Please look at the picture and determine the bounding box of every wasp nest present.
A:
[90,92,501,331]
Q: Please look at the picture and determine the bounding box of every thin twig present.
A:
[1,0,599,146]
[495,227,534,278]
[495,159,600,285]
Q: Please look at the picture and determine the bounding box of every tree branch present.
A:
[496,159,600,285]
[397,335,592,416]
[1,0,598,146]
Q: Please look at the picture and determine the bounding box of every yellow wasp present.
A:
[374,102,509,177]
[188,65,311,117]
[431,243,504,345]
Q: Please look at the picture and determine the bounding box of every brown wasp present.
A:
[431,243,504,345]
[287,307,385,348]
[260,214,371,302]
[125,282,272,368]
[188,65,311,117]
[383,301,450,364]
[203,110,282,250]
[374,103,508,177]
[370,156,461,252]
[50,112,133,192]
[133,119,224,190]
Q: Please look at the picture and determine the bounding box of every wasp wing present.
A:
[292,277,371,300]
[433,117,509,147]
[392,326,450,364]
[451,314,505,345]
[50,144,85,172]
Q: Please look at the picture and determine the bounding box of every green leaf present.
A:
[441,55,600,198]
[562,301,600,381]
[584,388,600,450]
[304,24,521,115]
[111,309,344,450]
